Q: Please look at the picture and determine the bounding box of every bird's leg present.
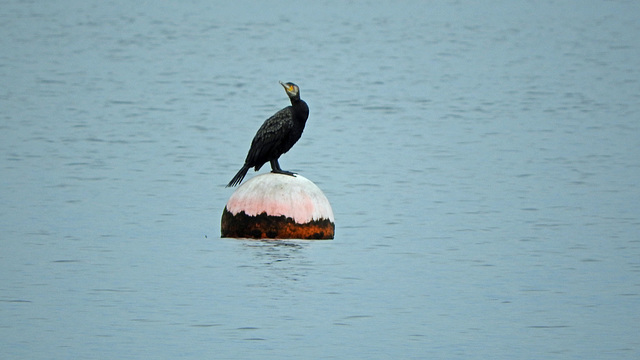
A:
[270,159,296,176]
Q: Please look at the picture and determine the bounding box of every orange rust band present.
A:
[221,207,334,240]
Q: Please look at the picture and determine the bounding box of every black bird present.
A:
[226,81,309,187]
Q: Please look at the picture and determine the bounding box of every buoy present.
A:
[221,173,334,240]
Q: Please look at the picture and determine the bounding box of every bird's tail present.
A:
[226,164,250,187]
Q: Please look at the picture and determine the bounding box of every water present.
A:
[2,0,639,358]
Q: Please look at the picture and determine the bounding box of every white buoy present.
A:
[221,173,334,239]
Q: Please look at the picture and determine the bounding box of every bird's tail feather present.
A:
[226,164,250,187]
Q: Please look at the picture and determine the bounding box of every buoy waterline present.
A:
[221,173,334,239]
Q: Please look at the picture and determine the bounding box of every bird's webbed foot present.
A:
[270,159,297,177]
[271,169,296,176]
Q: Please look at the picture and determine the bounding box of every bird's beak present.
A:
[279,81,292,92]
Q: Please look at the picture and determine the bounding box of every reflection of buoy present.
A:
[221,173,334,240]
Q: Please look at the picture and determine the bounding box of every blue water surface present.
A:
[1,1,639,359]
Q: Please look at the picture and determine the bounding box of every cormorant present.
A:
[226,81,309,187]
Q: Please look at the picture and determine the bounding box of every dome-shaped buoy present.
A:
[221,173,334,240]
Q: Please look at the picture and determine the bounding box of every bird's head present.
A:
[280,81,300,100]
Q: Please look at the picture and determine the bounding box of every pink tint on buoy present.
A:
[221,173,334,239]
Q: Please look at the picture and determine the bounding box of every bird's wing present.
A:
[246,107,294,163]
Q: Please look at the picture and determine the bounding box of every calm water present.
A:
[2,0,640,359]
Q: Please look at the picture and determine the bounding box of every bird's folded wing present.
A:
[246,107,294,162]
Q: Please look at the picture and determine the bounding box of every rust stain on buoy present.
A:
[221,173,334,240]
[221,208,334,239]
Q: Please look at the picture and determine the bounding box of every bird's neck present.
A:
[291,99,309,120]
[289,95,300,104]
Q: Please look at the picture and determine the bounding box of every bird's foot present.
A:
[269,160,296,176]
[271,169,296,177]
